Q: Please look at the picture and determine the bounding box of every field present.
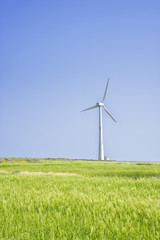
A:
[0,158,160,239]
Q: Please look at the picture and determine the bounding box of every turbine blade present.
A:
[103,105,117,123]
[102,78,109,102]
[81,105,98,112]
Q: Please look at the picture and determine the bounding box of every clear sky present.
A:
[1,0,160,161]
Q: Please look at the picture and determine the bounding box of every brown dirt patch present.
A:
[0,170,80,177]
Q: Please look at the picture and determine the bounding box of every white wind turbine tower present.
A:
[81,79,117,160]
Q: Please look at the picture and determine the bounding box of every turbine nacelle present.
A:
[96,102,104,107]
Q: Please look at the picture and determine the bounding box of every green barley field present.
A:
[0,158,160,240]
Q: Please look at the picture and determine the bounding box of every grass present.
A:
[0,158,160,239]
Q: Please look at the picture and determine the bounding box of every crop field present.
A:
[0,158,160,239]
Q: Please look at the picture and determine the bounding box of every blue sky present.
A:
[1,0,160,161]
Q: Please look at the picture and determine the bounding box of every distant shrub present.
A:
[19,161,27,164]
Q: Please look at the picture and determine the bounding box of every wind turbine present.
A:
[81,79,117,160]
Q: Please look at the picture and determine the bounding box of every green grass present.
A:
[0,158,160,239]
